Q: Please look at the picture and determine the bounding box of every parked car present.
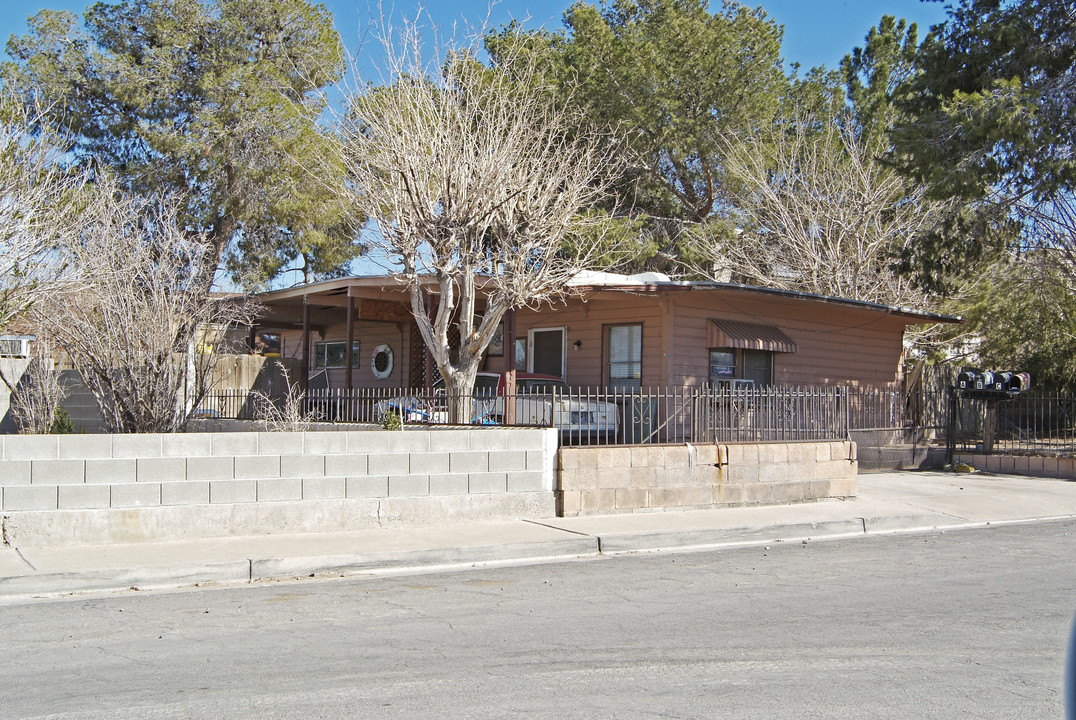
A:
[377,372,620,439]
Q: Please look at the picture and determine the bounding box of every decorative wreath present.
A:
[371,344,394,379]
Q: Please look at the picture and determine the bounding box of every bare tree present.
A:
[689,114,947,308]
[5,333,67,434]
[1020,190,1076,286]
[34,187,256,433]
[336,21,620,422]
[0,97,89,334]
[251,364,316,432]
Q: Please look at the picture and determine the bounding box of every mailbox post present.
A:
[949,368,1032,461]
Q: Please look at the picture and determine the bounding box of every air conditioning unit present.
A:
[716,378,754,390]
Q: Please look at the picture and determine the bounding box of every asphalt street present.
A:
[1,518,1072,719]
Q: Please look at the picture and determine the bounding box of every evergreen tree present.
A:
[3,0,360,289]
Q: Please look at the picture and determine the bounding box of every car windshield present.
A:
[431,376,500,396]
[474,375,499,397]
[429,376,566,395]
[516,379,569,394]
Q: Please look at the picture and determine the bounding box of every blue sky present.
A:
[0,0,953,283]
[2,0,951,73]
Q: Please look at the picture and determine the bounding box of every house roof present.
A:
[565,271,960,324]
[253,272,960,326]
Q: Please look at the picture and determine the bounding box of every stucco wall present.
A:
[0,427,558,546]
[0,358,30,434]
[557,441,858,516]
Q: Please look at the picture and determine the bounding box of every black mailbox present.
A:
[955,368,1031,399]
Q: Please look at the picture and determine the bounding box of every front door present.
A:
[528,327,565,378]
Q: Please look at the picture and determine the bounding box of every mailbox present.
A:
[955,368,1031,399]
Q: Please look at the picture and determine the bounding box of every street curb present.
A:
[0,560,252,598]
[591,514,953,554]
[593,519,866,553]
[250,537,601,580]
[0,537,601,599]
[862,514,958,533]
[4,513,1075,599]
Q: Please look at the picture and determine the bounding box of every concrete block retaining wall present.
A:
[953,453,1076,480]
[0,428,558,546]
[557,441,857,516]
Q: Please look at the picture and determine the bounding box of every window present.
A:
[254,333,282,356]
[0,336,32,358]
[514,339,526,372]
[708,350,735,380]
[709,347,773,387]
[528,327,565,377]
[314,341,360,369]
[743,349,772,386]
[607,324,642,389]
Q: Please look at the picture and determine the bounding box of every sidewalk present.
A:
[2,470,1075,600]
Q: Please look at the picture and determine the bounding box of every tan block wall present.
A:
[557,441,857,516]
[954,453,1076,480]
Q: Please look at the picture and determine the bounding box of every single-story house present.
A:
[248,272,958,393]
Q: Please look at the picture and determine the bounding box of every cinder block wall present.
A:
[0,428,558,546]
[953,453,1076,479]
[557,441,857,516]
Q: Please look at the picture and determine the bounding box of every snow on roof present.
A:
[568,270,672,286]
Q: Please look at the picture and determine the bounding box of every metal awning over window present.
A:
[708,320,797,354]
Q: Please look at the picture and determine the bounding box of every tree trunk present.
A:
[446,361,480,425]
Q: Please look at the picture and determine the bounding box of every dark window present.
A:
[474,375,500,397]
[314,341,360,369]
[530,329,564,377]
[709,347,772,387]
[743,349,772,386]
[517,379,568,394]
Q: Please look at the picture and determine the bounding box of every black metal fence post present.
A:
[946,385,957,466]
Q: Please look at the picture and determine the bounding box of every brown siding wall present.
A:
[514,289,911,389]
[270,287,914,390]
[280,320,410,389]
[671,292,909,388]
[513,295,667,387]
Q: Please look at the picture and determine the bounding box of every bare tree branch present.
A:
[335,18,621,421]
[33,183,257,433]
[688,113,949,311]
[0,95,91,334]
[0,333,66,434]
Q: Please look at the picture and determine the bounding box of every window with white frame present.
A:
[0,336,32,358]
[607,324,642,389]
[314,341,360,369]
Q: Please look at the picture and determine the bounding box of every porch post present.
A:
[503,310,517,425]
[300,296,311,390]
[423,292,434,390]
[345,294,355,390]
[503,309,517,373]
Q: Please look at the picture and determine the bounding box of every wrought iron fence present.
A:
[949,393,1076,456]
[192,389,262,420]
[196,384,942,447]
[195,382,1076,457]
